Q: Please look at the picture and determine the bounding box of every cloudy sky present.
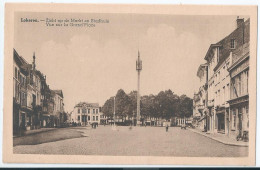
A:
[14,12,244,111]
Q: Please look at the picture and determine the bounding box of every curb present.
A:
[188,128,248,147]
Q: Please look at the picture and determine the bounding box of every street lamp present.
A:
[84,108,86,126]
[114,96,116,127]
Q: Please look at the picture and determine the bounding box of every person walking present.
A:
[166,124,169,132]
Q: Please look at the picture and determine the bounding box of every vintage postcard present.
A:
[3,3,257,166]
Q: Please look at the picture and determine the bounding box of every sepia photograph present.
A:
[3,4,257,165]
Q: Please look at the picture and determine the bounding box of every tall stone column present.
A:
[136,51,142,126]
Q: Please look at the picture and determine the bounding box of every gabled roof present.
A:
[13,49,31,75]
[204,44,222,60]
[205,18,250,72]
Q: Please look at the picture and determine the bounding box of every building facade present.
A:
[71,102,100,125]
[13,49,65,135]
[13,50,42,133]
[52,90,65,127]
[194,17,250,140]
[193,64,208,130]
[99,112,108,125]
[227,19,250,140]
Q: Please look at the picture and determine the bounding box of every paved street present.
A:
[13,126,248,157]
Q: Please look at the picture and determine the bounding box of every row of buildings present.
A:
[193,17,250,140]
[70,101,193,127]
[13,49,67,135]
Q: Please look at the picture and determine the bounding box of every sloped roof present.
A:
[74,102,99,108]
[53,90,63,98]
[204,18,250,72]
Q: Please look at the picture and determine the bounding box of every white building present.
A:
[71,102,100,125]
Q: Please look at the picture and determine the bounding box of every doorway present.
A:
[217,113,225,133]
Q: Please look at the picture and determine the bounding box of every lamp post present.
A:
[84,108,86,126]
[114,96,116,127]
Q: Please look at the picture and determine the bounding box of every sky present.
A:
[14,12,245,112]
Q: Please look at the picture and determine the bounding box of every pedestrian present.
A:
[166,125,169,132]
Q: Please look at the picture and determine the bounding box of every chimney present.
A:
[236,16,244,28]
[32,52,36,70]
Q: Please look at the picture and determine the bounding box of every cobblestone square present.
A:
[14,126,248,157]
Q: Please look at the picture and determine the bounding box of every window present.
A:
[88,116,90,121]
[15,67,17,79]
[215,91,217,104]
[78,108,80,114]
[226,62,230,69]
[96,109,99,114]
[93,109,95,114]
[82,107,86,113]
[218,90,220,105]
[238,75,241,96]
[96,116,98,121]
[78,116,80,121]
[232,109,236,130]
[223,86,225,104]
[93,116,95,121]
[246,105,249,128]
[88,109,90,114]
[226,84,230,100]
[246,70,249,94]
[231,39,235,49]
[18,71,20,82]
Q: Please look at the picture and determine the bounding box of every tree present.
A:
[155,90,177,121]
[102,97,114,119]
[115,89,132,121]
[128,91,137,119]
[179,95,193,118]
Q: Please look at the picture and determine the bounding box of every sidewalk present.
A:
[14,128,56,138]
[188,128,248,147]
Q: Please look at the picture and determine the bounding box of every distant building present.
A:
[193,63,208,130]
[51,90,64,127]
[99,111,108,125]
[71,102,100,125]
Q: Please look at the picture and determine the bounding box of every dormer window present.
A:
[231,39,235,49]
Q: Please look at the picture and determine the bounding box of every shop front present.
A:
[215,107,225,134]
[228,95,249,140]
